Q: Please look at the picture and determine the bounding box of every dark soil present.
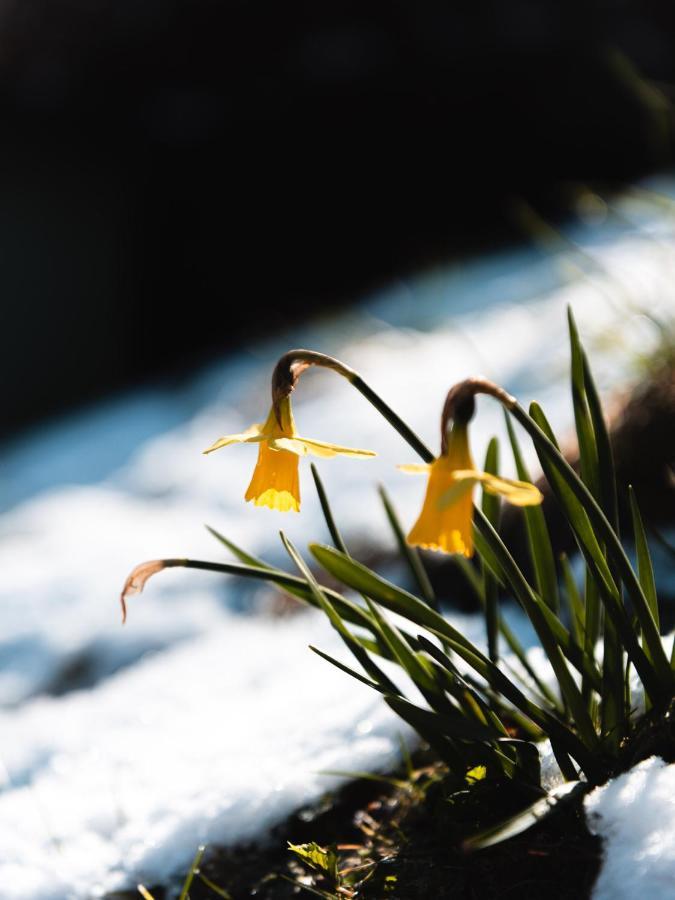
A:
[108,757,602,900]
[105,701,675,900]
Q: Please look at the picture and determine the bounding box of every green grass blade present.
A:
[381,696,467,773]
[310,544,490,659]
[568,307,600,500]
[386,696,495,752]
[164,557,378,640]
[281,534,402,696]
[583,575,602,704]
[398,733,415,780]
[467,559,561,709]
[455,553,492,596]
[524,402,670,702]
[560,554,585,647]
[481,437,501,662]
[379,484,437,609]
[473,508,599,748]
[504,413,559,612]
[418,636,509,737]
[573,313,624,747]
[197,873,234,899]
[179,844,206,900]
[205,525,272,569]
[476,509,602,692]
[495,618,562,709]
[462,782,586,851]
[629,486,661,705]
[309,545,598,774]
[310,463,348,553]
[309,646,389,695]
[581,349,619,530]
[319,769,410,790]
[629,487,659,630]
[361,595,438,695]
[307,471,436,687]
[361,595,500,738]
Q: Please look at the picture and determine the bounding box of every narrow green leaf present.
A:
[526,405,615,603]
[282,534,402,697]
[629,487,659,630]
[309,546,597,775]
[418,636,509,737]
[629,485,661,707]
[481,437,501,662]
[547,737,579,783]
[466,555,561,709]
[567,307,600,500]
[310,464,348,553]
[197,873,234,899]
[453,554,491,596]
[481,438,501,527]
[495,618,562,710]
[476,509,601,693]
[379,484,437,609]
[362,595,438,695]
[383,695,497,749]
[146,557,375,633]
[306,470,412,672]
[398,733,415,781]
[574,316,624,747]
[309,646,387,695]
[581,349,619,530]
[504,413,559,612]
[524,402,669,702]
[560,554,585,647]
[319,769,410,790]
[473,508,599,749]
[463,782,587,851]
[179,844,206,900]
[205,524,272,569]
[382,695,467,772]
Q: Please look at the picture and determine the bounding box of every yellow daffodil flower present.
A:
[204,397,375,512]
[401,422,542,556]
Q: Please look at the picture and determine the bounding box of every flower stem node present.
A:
[203,396,375,512]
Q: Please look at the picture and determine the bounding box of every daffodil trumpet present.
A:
[204,395,375,512]
[402,381,542,557]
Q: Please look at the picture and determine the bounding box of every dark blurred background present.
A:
[5,0,675,437]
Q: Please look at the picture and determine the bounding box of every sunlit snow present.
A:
[1,183,674,896]
[586,757,675,900]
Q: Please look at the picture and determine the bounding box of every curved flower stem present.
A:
[347,372,435,463]
[272,349,434,462]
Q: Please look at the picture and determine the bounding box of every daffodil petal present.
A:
[203,424,266,455]
[397,464,433,474]
[455,469,543,506]
[269,436,376,459]
[251,488,300,512]
[437,477,477,508]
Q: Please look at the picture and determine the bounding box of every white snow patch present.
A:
[0,610,416,898]
[585,757,675,900]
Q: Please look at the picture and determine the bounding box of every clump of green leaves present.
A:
[123,311,674,841]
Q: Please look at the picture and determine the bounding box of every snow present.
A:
[0,612,416,898]
[0,182,673,896]
[586,757,675,900]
